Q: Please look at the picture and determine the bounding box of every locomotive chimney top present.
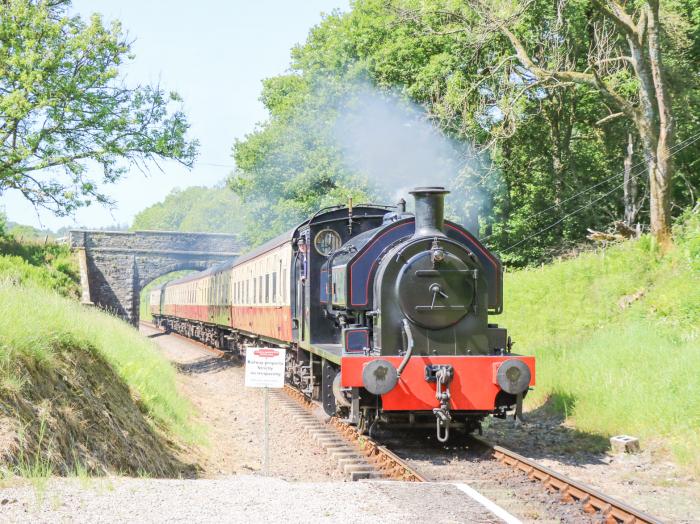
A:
[410,186,449,237]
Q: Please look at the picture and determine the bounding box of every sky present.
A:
[3,0,349,230]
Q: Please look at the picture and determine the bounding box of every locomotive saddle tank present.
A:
[150,186,535,441]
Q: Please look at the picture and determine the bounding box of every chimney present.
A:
[410,186,449,237]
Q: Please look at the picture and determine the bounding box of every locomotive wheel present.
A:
[357,410,376,436]
[358,414,368,435]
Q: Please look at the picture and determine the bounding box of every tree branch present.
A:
[596,111,624,125]
[495,18,637,119]
[589,0,639,40]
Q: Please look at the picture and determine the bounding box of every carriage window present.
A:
[258,275,263,303]
[272,272,277,303]
[265,274,270,303]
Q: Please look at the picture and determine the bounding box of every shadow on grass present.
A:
[146,331,168,339]
[483,391,611,466]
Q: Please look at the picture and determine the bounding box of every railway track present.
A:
[280,377,663,524]
[142,322,662,524]
[485,444,662,524]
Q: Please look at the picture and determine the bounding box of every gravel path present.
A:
[141,324,342,481]
[0,477,502,523]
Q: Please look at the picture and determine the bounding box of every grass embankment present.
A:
[0,240,202,478]
[500,210,700,470]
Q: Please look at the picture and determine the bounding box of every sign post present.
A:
[244,347,286,476]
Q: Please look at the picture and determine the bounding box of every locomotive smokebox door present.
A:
[321,359,339,416]
[396,249,474,329]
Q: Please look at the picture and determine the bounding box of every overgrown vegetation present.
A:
[501,210,700,470]
[0,215,201,478]
[0,217,79,298]
[0,282,201,478]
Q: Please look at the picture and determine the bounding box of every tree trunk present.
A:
[547,91,573,236]
[646,0,674,243]
[490,0,676,244]
[648,141,672,241]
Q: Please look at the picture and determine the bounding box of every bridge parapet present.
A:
[69,229,243,326]
[69,230,240,254]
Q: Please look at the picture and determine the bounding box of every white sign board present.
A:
[245,347,286,388]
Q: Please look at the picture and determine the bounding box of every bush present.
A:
[0,236,79,297]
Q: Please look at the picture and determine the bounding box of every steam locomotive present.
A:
[149,187,535,441]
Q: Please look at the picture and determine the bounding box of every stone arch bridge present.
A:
[69,230,242,326]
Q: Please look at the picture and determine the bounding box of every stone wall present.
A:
[69,230,243,325]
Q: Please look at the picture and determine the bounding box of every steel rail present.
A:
[472,437,663,524]
[281,383,661,524]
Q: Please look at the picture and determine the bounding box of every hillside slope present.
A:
[0,238,201,478]
[499,210,699,469]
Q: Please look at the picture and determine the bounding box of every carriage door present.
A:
[293,236,309,341]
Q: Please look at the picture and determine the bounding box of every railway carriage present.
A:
[151,187,535,441]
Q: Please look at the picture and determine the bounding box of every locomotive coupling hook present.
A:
[433,407,451,443]
[432,366,454,443]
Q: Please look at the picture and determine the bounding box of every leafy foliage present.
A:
[131,185,246,235]
[230,0,699,264]
[0,231,79,297]
[0,0,198,216]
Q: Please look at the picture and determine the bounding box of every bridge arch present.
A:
[70,230,243,326]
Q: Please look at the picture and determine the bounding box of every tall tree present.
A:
[0,0,198,216]
[457,0,676,242]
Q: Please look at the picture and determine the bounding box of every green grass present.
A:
[498,210,700,469]
[0,282,202,445]
[0,237,79,297]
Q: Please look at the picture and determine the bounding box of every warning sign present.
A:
[244,347,286,388]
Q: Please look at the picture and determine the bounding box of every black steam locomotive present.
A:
[151,187,535,441]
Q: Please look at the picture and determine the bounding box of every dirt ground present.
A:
[484,408,700,523]
[141,324,342,481]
